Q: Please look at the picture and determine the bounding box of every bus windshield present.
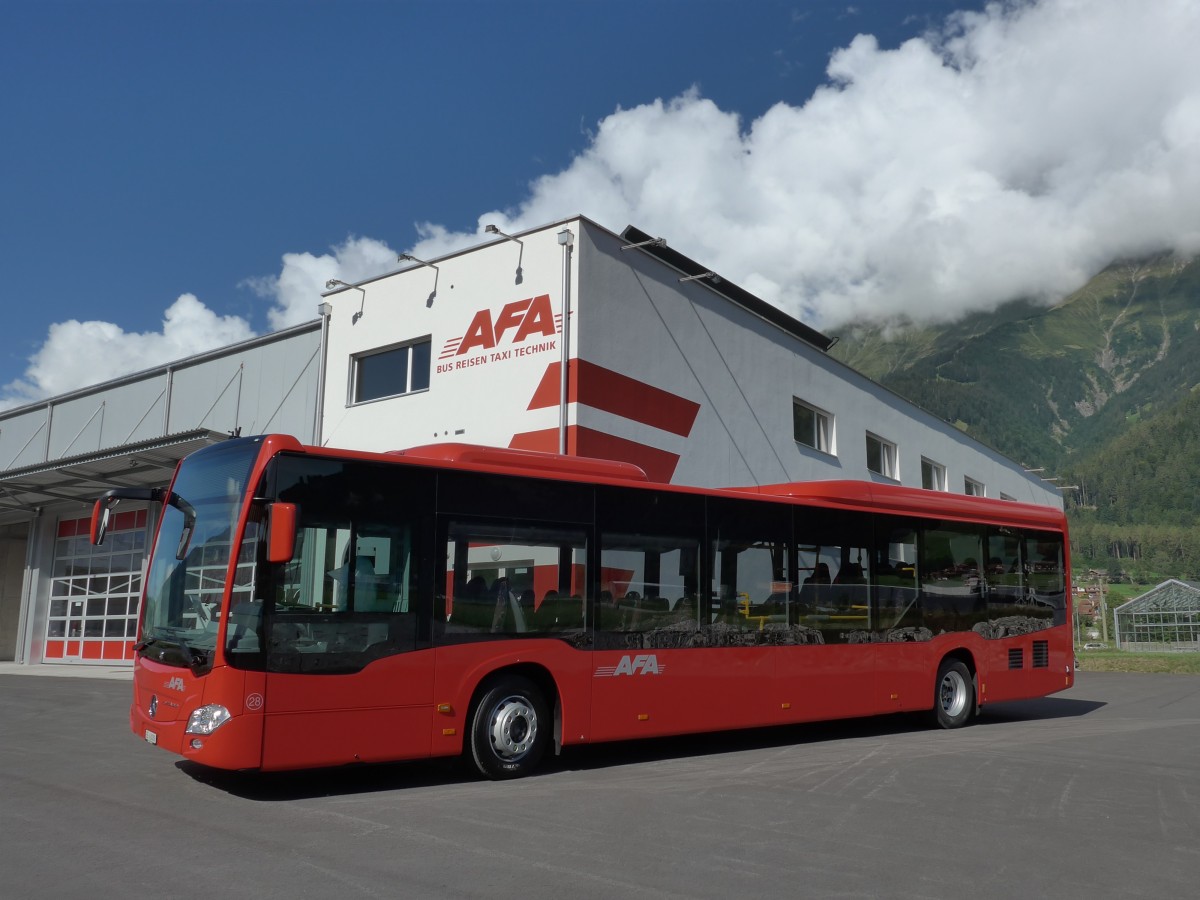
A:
[139,439,262,669]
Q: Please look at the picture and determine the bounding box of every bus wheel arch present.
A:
[932,652,976,729]
[466,664,557,779]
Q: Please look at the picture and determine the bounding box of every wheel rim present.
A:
[939,669,969,718]
[487,694,538,761]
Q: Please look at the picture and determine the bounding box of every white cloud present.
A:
[244,235,400,331]
[1,236,398,408]
[0,295,254,408]
[8,0,1200,406]
[414,0,1200,331]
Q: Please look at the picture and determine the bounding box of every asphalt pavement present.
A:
[1,669,1197,899]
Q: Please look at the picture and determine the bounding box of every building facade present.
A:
[0,215,1063,667]
[320,216,1061,500]
[0,323,322,665]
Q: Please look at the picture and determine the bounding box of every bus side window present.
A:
[706,496,794,642]
[261,456,432,673]
[599,535,699,639]
[1023,532,1065,626]
[920,525,987,635]
[873,524,921,638]
[440,520,587,643]
[596,486,703,650]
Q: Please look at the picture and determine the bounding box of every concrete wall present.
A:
[0,524,28,661]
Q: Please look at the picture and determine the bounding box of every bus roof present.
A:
[392,442,649,483]
[255,436,1065,533]
[734,479,1067,531]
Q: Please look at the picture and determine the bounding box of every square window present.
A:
[921,457,947,491]
[793,399,833,453]
[866,433,898,479]
[352,338,432,404]
[965,477,985,497]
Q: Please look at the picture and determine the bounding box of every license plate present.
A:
[145,730,158,745]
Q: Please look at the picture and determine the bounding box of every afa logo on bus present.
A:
[594,654,664,677]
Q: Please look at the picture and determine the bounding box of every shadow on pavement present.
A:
[178,693,1104,800]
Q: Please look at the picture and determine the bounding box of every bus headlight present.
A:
[185,704,232,735]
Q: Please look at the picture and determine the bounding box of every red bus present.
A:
[92,434,1073,779]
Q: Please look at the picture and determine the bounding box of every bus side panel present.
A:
[900,633,991,714]
[429,640,595,756]
[979,637,1026,704]
[1043,625,1075,695]
[588,647,776,743]
[979,625,1074,705]
[260,652,435,771]
[873,641,934,714]
[775,644,879,723]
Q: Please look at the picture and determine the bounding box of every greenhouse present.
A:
[1114,580,1200,652]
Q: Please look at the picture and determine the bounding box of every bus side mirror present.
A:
[90,486,163,547]
[90,497,116,546]
[267,502,297,563]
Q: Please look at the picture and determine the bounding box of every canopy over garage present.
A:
[0,429,228,517]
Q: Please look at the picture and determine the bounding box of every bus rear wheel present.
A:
[469,676,549,779]
[933,658,974,729]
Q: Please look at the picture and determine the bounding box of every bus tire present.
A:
[932,658,974,729]
[469,675,549,779]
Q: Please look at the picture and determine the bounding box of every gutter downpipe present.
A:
[557,228,574,455]
[314,301,333,446]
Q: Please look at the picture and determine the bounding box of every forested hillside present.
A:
[830,254,1200,581]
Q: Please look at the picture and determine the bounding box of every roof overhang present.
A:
[0,429,229,516]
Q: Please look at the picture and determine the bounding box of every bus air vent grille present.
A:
[1032,641,1049,668]
[1008,648,1024,670]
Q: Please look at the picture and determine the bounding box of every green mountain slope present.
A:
[829,254,1200,580]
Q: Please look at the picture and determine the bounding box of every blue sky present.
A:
[3,0,1198,405]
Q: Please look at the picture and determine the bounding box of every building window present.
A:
[793,399,833,453]
[921,457,946,491]
[866,433,897,479]
[964,477,985,497]
[1000,492,1016,501]
[352,338,431,404]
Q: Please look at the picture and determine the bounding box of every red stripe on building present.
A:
[526,360,577,412]
[527,360,700,438]
[509,426,682,483]
[508,427,569,455]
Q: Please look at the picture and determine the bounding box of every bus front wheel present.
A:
[933,658,974,729]
[469,675,549,779]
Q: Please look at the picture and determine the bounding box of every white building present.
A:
[0,215,1063,667]
[321,216,1059,499]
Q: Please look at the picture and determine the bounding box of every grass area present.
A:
[1075,649,1200,674]
[1099,582,1141,606]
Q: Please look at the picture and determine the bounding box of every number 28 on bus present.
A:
[92,433,1072,780]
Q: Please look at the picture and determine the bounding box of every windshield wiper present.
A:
[167,492,198,560]
[135,634,208,671]
[187,595,211,629]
